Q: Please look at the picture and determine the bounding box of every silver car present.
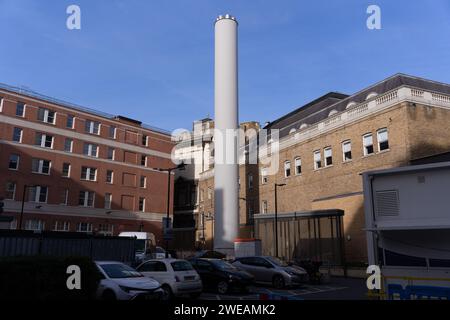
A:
[232,256,308,289]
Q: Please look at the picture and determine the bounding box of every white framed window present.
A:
[35,133,54,149]
[85,120,100,135]
[104,193,112,210]
[66,115,75,129]
[64,138,73,152]
[109,126,117,139]
[83,143,99,157]
[342,140,352,162]
[207,187,212,200]
[314,150,322,170]
[79,191,95,207]
[25,219,44,231]
[138,197,145,212]
[5,182,16,200]
[377,128,389,152]
[141,155,147,166]
[284,161,291,177]
[54,221,70,232]
[324,147,333,167]
[28,186,48,203]
[142,135,148,146]
[106,170,114,184]
[12,127,23,143]
[31,158,51,175]
[77,222,93,233]
[16,102,25,117]
[81,166,97,181]
[261,200,268,214]
[98,224,114,236]
[248,174,254,189]
[295,157,302,175]
[62,163,71,178]
[261,168,268,184]
[363,133,374,156]
[8,154,20,170]
[37,107,56,124]
[140,175,147,188]
[60,189,69,205]
[107,147,115,160]
[200,189,204,202]
[0,96,4,112]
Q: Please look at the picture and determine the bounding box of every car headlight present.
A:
[228,275,238,281]
[119,285,132,293]
[286,271,296,276]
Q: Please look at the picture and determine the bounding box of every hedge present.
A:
[0,256,101,300]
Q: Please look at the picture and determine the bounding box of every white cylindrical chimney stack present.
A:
[214,14,239,255]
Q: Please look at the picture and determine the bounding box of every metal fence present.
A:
[0,230,136,263]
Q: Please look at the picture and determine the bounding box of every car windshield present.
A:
[266,257,288,267]
[211,260,237,271]
[100,263,143,279]
[171,260,194,271]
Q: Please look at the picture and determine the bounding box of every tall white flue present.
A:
[214,14,239,255]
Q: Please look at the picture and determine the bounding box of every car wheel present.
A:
[102,289,116,301]
[272,275,285,289]
[217,281,229,294]
[161,285,173,301]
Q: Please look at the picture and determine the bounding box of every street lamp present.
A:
[152,162,186,258]
[274,183,286,258]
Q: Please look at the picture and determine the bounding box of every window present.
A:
[107,147,115,160]
[35,133,54,148]
[295,157,302,175]
[66,115,75,129]
[79,191,95,207]
[377,128,389,152]
[60,189,69,205]
[16,102,25,117]
[37,107,55,124]
[54,221,70,232]
[207,187,212,200]
[104,193,112,210]
[28,186,48,203]
[200,189,204,202]
[109,126,116,139]
[62,163,71,177]
[98,224,114,236]
[342,140,352,162]
[141,155,147,166]
[81,166,97,181]
[77,222,93,233]
[83,143,98,157]
[363,133,374,156]
[261,168,268,184]
[12,127,23,142]
[138,261,167,272]
[248,174,253,189]
[85,120,100,135]
[142,135,148,146]
[25,219,44,231]
[139,197,145,212]
[31,158,51,175]
[106,170,114,184]
[314,150,322,170]
[64,138,73,152]
[284,161,291,177]
[324,147,333,167]
[5,182,16,200]
[261,200,268,214]
[8,154,20,170]
[140,176,147,188]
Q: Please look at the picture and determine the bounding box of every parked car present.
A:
[232,256,308,289]
[192,250,226,259]
[189,258,254,294]
[95,261,163,300]
[136,259,202,300]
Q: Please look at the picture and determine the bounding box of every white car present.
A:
[136,259,202,300]
[95,261,163,300]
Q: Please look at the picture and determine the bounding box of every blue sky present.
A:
[1,0,449,131]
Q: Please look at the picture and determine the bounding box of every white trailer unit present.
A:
[363,162,450,299]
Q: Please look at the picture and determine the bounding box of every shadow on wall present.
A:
[0,143,163,242]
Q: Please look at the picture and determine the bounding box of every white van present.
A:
[119,232,170,262]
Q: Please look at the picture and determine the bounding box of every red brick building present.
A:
[0,84,175,246]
